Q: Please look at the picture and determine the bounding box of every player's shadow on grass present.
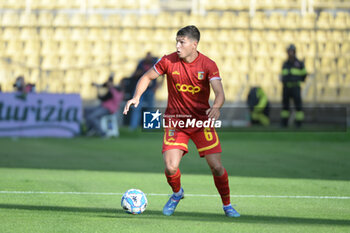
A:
[1,203,350,226]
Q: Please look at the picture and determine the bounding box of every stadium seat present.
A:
[41,55,59,70]
[324,42,338,58]
[77,56,93,70]
[138,14,155,28]
[337,57,348,74]
[70,28,87,41]
[269,42,285,59]
[4,0,26,9]
[334,12,349,29]
[101,29,112,41]
[270,57,282,73]
[317,58,336,74]
[87,28,102,41]
[23,40,40,56]
[339,86,350,102]
[122,0,140,9]
[0,41,6,57]
[106,14,122,27]
[265,12,282,29]
[300,13,316,29]
[37,0,55,10]
[20,28,39,41]
[236,42,250,57]
[154,12,171,28]
[5,40,23,56]
[235,12,249,28]
[53,13,69,27]
[135,29,152,42]
[217,30,232,44]
[236,57,249,73]
[60,55,77,70]
[121,28,136,42]
[121,14,138,27]
[317,11,333,29]
[228,0,249,10]
[70,14,87,27]
[92,41,110,56]
[19,13,37,27]
[251,12,265,29]
[299,30,315,43]
[232,30,247,43]
[285,12,301,29]
[202,12,219,29]
[316,30,329,43]
[200,29,217,43]
[171,12,186,28]
[255,0,274,10]
[1,12,19,27]
[54,28,70,41]
[141,0,160,10]
[219,12,235,28]
[305,57,315,73]
[340,42,349,57]
[57,0,77,9]
[203,0,226,10]
[41,40,59,55]
[75,41,92,56]
[332,30,345,44]
[280,30,295,45]
[37,12,53,26]
[88,14,106,27]
[58,41,74,56]
[250,31,264,43]
[265,30,279,43]
[320,86,339,102]
[26,55,40,68]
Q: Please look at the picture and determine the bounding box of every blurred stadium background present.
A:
[0,0,349,104]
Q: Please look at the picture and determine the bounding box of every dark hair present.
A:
[177,25,200,42]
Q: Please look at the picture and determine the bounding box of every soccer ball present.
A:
[121,189,148,214]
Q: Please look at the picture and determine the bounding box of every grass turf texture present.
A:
[0,130,349,233]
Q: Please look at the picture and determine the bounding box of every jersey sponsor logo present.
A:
[198,71,204,80]
[176,83,201,94]
[172,71,180,75]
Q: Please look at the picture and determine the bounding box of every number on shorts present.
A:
[204,128,213,141]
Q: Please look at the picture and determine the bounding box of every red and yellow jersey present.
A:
[154,51,221,121]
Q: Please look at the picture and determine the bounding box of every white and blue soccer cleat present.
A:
[223,205,240,218]
[162,188,184,216]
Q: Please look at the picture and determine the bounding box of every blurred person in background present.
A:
[13,76,35,93]
[85,73,123,137]
[129,52,162,131]
[280,44,307,128]
[13,75,35,100]
[247,86,270,126]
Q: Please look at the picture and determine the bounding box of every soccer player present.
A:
[123,25,240,217]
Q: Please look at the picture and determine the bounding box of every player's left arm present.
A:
[206,79,225,120]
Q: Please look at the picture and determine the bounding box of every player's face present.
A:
[176,36,197,59]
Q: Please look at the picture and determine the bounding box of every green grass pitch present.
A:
[0,130,349,233]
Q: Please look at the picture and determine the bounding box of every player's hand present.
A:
[123,98,139,115]
[206,108,220,120]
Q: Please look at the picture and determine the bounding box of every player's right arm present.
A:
[123,68,159,115]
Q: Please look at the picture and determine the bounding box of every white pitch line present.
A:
[0,191,349,200]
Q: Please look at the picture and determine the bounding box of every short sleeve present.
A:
[207,61,221,81]
[153,55,168,75]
